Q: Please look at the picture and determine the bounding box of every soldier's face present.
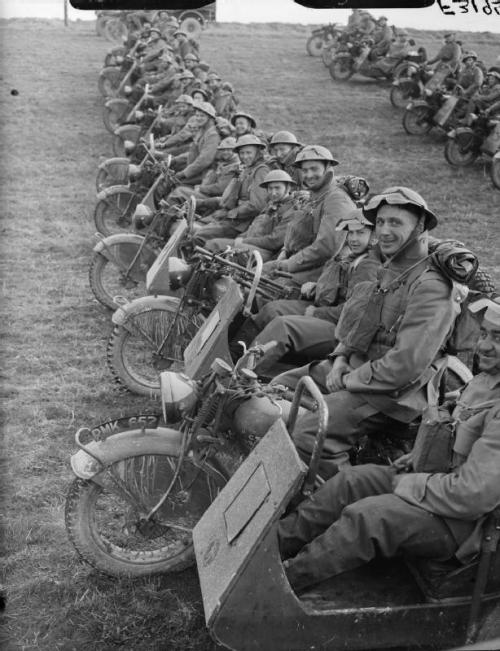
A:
[238,145,259,166]
[272,144,293,163]
[347,227,372,256]
[194,110,209,126]
[192,91,204,101]
[476,318,500,375]
[375,204,420,257]
[184,59,195,70]
[176,102,190,114]
[300,160,328,188]
[266,182,289,202]
[217,148,234,162]
[234,118,252,136]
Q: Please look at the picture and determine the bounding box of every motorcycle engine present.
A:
[160,371,198,421]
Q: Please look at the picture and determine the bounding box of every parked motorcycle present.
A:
[306,24,343,58]
[445,112,500,167]
[403,86,467,136]
[96,133,160,192]
[390,61,432,109]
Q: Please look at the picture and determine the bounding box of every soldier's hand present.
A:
[392,452,414,472]
[301,281,317,299]
[304,305,316,317]
[325,356,351,393]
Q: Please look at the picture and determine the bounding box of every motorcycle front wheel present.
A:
[491,157,500,189]
[65,452,226,578]
[107,306,205,396]
[321,46,334,67]
[94,188,140,236]
[306,34,324,57]
[390,82,419,110]
[402,105,433,136]
[98,67,122,98]
[89,244,157,310]
[329,58,353,81]
[104,17,128,45]
[103,104,129,134]
[444,138,478,167]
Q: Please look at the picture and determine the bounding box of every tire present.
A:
[112,134,127,158]
[306,35,324,57]
[104,47,126,67]
[321,47,334,68]
[104,18,128,45]
[98,68,122,99]
[444,138,478,167]
[390,83,419,110]
[490,157,500,189]
[89,245,156,310]
[402,105,433,136]
[94,189,140,236]
[329,58,354,81]
[180,16,202,38]
[107,306,205,396]
[103,104,128,134]
[96,16,108,37]
[65,451,226,578]
[96,167,122,193]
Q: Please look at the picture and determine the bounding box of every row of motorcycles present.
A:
[62,19,500,651]
[307,22,500,190]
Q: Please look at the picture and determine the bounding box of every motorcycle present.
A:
[102,82,152,135]
[98,52,142,99]
[107,245,290,397]
[403,85,467,137]
[306,23,343,58]
[390,61,432,109]
[445,112,500,167]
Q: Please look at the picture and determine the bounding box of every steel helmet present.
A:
[233,134,267,150]
[193,100,216,119]
[183,52,199,62]
[195,60,211,72]
[174,93,194,105]
[259,170,296,187]
[230,111,257,129]
[362,186,438,231]
[269,130,302,146]
[149,27,161,36]
[217,136,237,150]
[487,66,500,80]
[191,88,209,100]
[293,145,339,167]
[462,50,478,61]
[178,69,195,80]
[173,30,187,37]
[207,71,221,80]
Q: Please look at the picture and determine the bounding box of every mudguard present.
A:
[114,123,141,145]
[98,157,130,184]
[408,99,430,111]
[92,232,146,259]
[70,427,183,484]
[453,127,477,148]
[95,183,133,203]
[111,294,181,328]
[333,53,351,63]
[104,98,130,117]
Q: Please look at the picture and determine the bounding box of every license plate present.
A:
[89,414,161,441]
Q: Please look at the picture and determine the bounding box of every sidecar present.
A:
[193,384,500,651]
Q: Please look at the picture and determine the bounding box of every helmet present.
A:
[217,136,237,150]
[336,208,373,232]
[193,100,216,119]
[293,145,339,167]
[149,27,162,36]
[215,117,234,137]
[230,111,257,129]
[173,30,187,38]
[259,170,296,187]
[183,52,199,62]
[174,93,194,105]
[462,50,478,61]
[178,69,195,80]
[487,66,500,80]
[269,130,302,146]
[362,186,438,230]
[191,87,209,100]
[207,71,221,80]
[159,371,198,421]
[233,134,267,150]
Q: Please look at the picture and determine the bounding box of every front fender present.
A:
[70,427,183,483]
[112,294,181,328]
[408,99,429,110]
[104,98,130,112]
[114,124,141,142]
[98,158,130,184]
[96,184,132,203]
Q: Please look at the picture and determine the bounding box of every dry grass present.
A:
[1,17,499,650]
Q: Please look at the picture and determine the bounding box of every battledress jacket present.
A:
[220,155,270,227]
[181,122,221,182]
[281,170,356,275]
[198,153,240,197]
[332,235,462,422]
[238,195,299,255]
[395,371,500,562]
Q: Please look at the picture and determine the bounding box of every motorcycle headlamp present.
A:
[132,203,153,229]
[160,371,198,421]
[135,110,144,121]
[128,163,141,178]
[167,257,193,290]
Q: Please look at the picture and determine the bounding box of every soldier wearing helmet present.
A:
[467,66,500,117]
[171,100,221,186]
[456,50,484,99]
[205,169,299,259]
[272,186,465,480]
[231,111,258,138]
[195,134,270,242]
[157,115,200,158]
[425,32,462,94]
[172,30,197,60]
[183,51,199,70]
[369,16,393,60]
[372,30,412,77]
[155,94,194,137]
[268,131,303,186]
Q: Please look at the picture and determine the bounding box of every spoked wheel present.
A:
[65,452,227,578]
[98,67,122,98]
[491,156,500,189]
[444,138,478,167]
[107,306,205,396]
[390,82,419,109]
[112,134,127,158]
[180,16,202,38]
[94,189,140,236]
[96,167,128,193]
[329,58,354,81]
[402,106,433,136]
[104,17,128,45]
[103,105,128,134]
[306,35,324,57]
[89,245,157,310]
[321,47,334,67]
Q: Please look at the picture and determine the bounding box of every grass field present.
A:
[1,17,499,650]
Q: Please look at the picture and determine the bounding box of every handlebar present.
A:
[288,376,329,496]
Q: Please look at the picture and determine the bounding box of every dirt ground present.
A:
[1,17,499,650]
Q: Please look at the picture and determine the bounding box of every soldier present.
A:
[195,134,270,242]
[192,60,211,84]
[231,111,258,138]
[141,27,169,71]
[204,169,298,259]
[183,51,199,70]
[467,67,500,116]
[157,115,199,157]
[425,32,462,93]
[172,30,198,60]
[372,30,412,77]
[155,94,193,137]
[370,16,393,60]
[267,131,303,186]
[171,101,221,186]
[278,296,500,594]
[272,187,463,479]
[456,51,484,99]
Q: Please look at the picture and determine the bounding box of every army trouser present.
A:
[253,315,337,377]
[271,359,404,478]
[278,464,459,592]
[196,219,249,242]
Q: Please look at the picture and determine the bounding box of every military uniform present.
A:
[278,372,500,592]
[176,120,221,186]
